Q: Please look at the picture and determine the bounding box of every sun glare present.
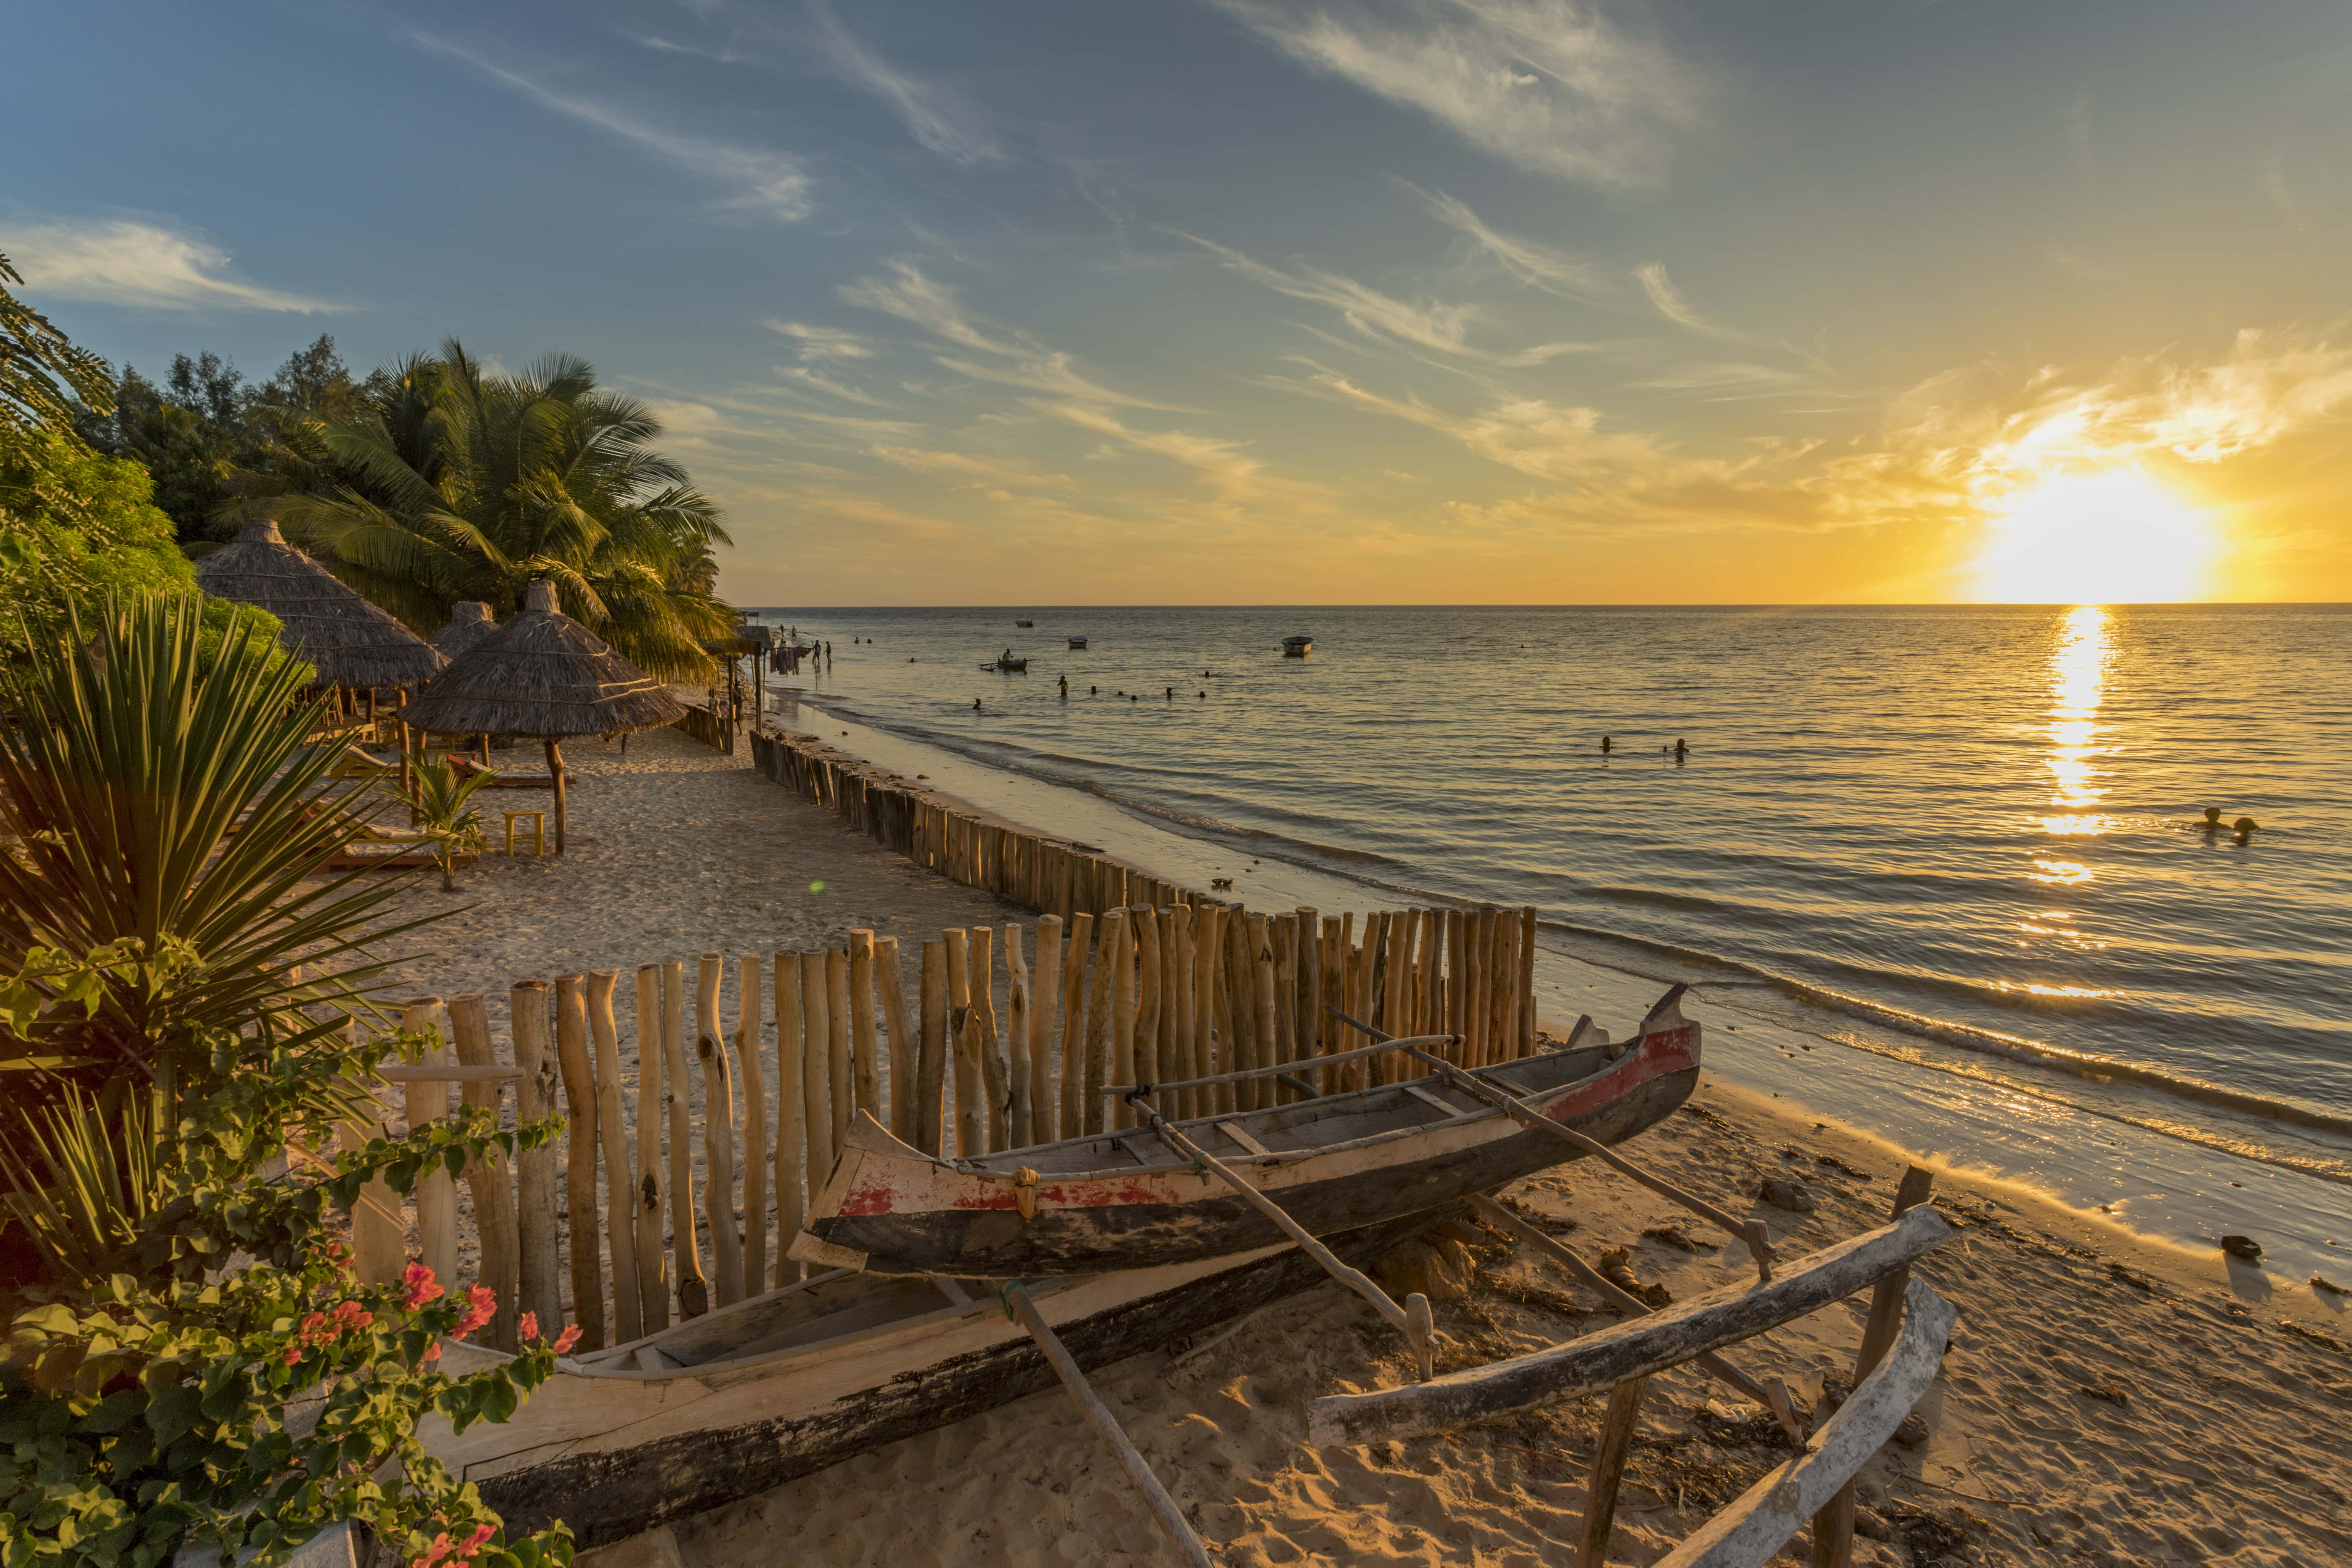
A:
[1972,468,2214,602]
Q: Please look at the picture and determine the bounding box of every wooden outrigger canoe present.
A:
[422,1209,1442,1549]
[799,989,1701,1278]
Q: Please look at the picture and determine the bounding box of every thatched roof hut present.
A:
[194,519,445,692]
[402,581,686,852]
[428,601,499,664]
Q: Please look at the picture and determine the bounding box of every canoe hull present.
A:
[810,1019,1699,1278]
[430,1209,1442,1548]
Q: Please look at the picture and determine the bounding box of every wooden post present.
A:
[877,936,911,1144]
[1132,908,1162,1094]
[402,997,460,1289]
[825,947,853,1169]
[944,929,977,1156]
[659,961,706,1319]
[1444,908,1468,1061]
[849,930,880,1123]
[696,955,743,1309]
[973,925,1008,1151]
[447,993,521,1351]
[1005,923,1033,1148]
[1518,905,1539,1058]
[1168,905,1197,1119]
[1108,911,1137,1131]
[1295,907,1321,1066]
[1029,917,1063,1144]
[1249,914,1280,1113]
[735,955,769,1298]
[631,968,669,1334]
[1002,1285,1215,1568]
[338,1019,403,1286]
[800,952,835,1193]
[1419,910,1443,1037]
[1212,915,1243,1113]
[1463,910,1490,1067]
[1193,906,1225,1117]
[1577,1378,1646,1568]
[544,738,568,855]
[519,980,568,1344]
[773,952,807,1289]
[1384,913,1416,1084]
[586,970,639,1345]
[1270,914,1296,1087]
[1811,1166,1938,1568]
[914,939,947,1157]
[1160,905,1185,1102]
[1084,910,1124,1134]
[1057,913,1094,1138]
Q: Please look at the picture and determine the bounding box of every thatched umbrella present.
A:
[194,519,445,695]
[401,580,686,852]
[429,601,499,663]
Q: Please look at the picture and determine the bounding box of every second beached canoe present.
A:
[800,988,1701,1278]
[424,1208,1444,1548]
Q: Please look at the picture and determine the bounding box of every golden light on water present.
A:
[2041,605,2112,838]
[1973,468,2215,602]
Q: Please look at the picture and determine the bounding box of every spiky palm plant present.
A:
[272,341,734,682]
[0,593,436,1117]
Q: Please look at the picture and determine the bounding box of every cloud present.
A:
[1217,0,1696,186]
[837,259,1017,354]
[807,2,1004,166]
[867,446,1075,489]
[766,320,872,359]
[1175,231,1595,366]
[778,366,892,405]
[1395,181,1617,305]
[1045,402,1333,512]
[412,32,811,220]
[840,258,1192,408]
[0,217,342,313]
[1633,262,1748,342]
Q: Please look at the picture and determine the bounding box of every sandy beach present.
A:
[385,726,2352,1568]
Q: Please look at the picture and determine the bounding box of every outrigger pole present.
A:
[1325,997,1778,1285]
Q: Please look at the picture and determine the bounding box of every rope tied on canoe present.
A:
[998,1278,1029,1323]
[1126,1091,1208,1178]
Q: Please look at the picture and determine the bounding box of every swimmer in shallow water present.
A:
[1600,736,1612,753]
[2234,815,2259,844]
[2203,806,2223,832]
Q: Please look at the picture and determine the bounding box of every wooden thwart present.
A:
[1306,1203,1955,1448]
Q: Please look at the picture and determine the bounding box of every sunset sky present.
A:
[8,1,2350,604]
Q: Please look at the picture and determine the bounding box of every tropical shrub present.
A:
[411,759,495,893]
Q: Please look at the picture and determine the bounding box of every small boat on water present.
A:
[1282,635,1312,656]
[423,1208,1443,1548]
[1015,618,1035,627]
[802,989,1699,1278]
[1068,635,1089,649]
[983,649,1030,671]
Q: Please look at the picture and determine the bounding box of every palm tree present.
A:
[274,341,733,682]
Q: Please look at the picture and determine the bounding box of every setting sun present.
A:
[1973,468,2216,602]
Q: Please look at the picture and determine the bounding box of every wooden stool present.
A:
[503,809,547,857]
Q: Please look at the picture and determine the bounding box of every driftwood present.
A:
[1333,998,1775,1282]
[1306,1204,1954,1448]
[1465,1194,1792,1435]
[1656,1280,1958,1568]
[1812,1165,1937,1566]
[1004,1283,1216,1568]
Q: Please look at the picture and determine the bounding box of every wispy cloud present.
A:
[1634,262,1746,342]
[839,258,1191,408]
[867,446,1075,489]
[1046,401,1332,510]
[765,320,873,359]
[1217,0,1697,186]
[0,217,342,313]
[807,2,1004,166]
[778,366,892,406]
[412,32,811,220]
[1175,231,1595,366]
[1396,180,1617,305]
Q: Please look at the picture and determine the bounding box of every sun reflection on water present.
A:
[2042,606,2112,837]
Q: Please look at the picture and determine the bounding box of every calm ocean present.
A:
[746,604,2352,1273]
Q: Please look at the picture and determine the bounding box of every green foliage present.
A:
[410,760,495,894]
[1,1240,574,1568]
[276,341,733,681]
[0,256,112,439]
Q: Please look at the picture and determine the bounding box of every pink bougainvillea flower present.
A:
[518,1311,539,1344]
[553,1324,582,1354]
[402,1261,444,1309]
[453,1282,496,1339]
[424,1340,442,1362]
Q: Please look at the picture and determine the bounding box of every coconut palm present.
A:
[274,341,733,682]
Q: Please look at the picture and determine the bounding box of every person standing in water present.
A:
[1600,736,1612,753]
[1059,675,1069,699]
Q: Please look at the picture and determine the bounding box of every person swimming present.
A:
[2234,816,2260,843]
[2203,806,2224,830]
[1600,736,1612,753]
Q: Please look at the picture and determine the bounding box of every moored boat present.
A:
[1015,618,1035,626]
[1068,635,1089,648]
[801,989,1699,1278]
[1282,634,1312,656]
[422,1208,1445,1548]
